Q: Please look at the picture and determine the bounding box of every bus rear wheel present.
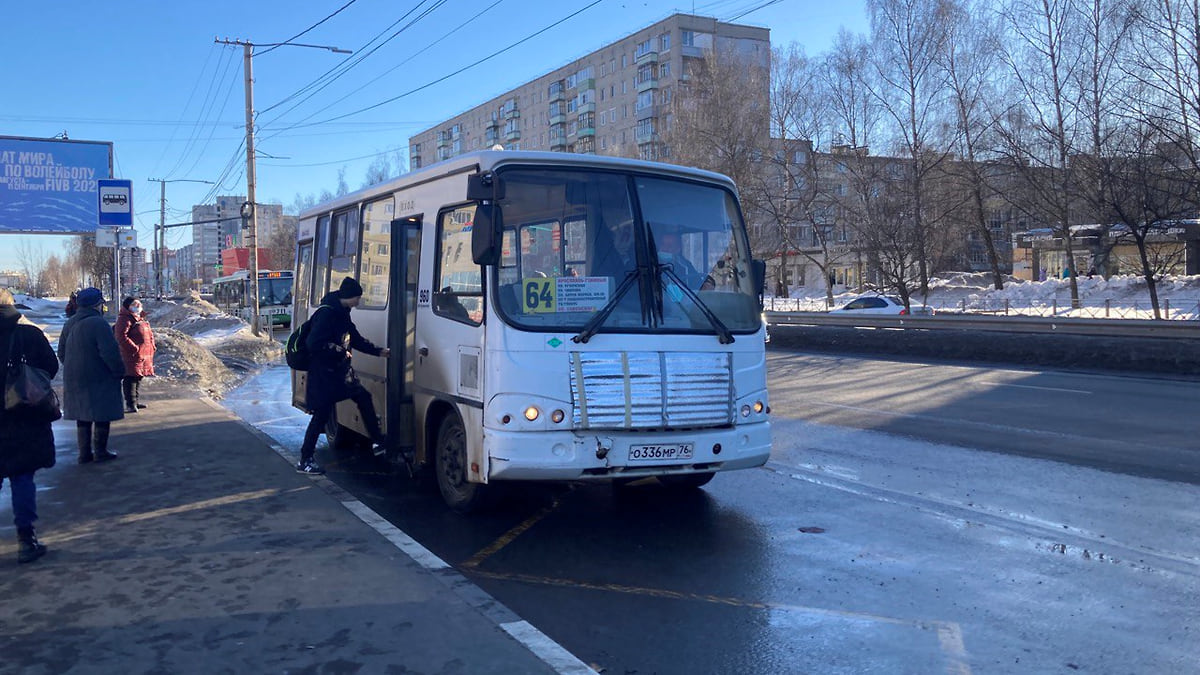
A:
[435,414,489,513]
[657,472,715,490]
[326,409,366,452]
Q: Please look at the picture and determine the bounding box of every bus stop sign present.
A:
[97,179,132,226]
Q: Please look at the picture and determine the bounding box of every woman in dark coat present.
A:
[0,288,58,563]
[58,287,124,464]
[114,296,155,413]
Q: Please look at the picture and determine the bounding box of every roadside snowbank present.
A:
[770,273,1200,319]
[142,292,284,398]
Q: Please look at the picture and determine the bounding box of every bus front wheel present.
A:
[435,414,489,513]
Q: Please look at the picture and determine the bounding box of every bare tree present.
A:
[14,240,48,296]
[822,30,881,150]
[940,0,1009,289]
[747,44,851,305]
[665,46,771,222]
[868,0,955,297]
[999,0,1086,306]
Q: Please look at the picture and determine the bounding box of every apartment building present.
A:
[408,13,770,167]
[189,196,286,284]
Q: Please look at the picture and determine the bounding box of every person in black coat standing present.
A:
[0,288,58,563]
[58,287,124,464]
[296,277,390,474]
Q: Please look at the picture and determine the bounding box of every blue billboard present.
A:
[0,136,113,234]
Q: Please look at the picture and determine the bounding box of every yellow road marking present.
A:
[468,569,971,675]
[462,496,562,569]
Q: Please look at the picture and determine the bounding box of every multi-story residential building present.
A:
[176,243,196,290]
[408,13,770,168]
[190,196,286,284]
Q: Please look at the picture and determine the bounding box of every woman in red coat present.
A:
[114,296,156,413]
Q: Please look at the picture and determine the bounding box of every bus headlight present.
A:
[741,404,751,418]
[753,401,764,414]
[524,406,540,422]
[551,409,565,424]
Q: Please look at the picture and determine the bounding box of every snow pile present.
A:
[771,273,1200,319]
[137,293,284,398]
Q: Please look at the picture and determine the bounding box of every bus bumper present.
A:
[485,422,771,481]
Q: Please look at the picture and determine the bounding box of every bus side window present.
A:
[328,208,361,294]
[434,204,483,325]
[311,215,331,304]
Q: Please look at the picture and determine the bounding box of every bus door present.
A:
[386,216,422,462]
[292,238,315,411]
[418,204,486,476]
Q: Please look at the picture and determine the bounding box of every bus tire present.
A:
[435,414,489,513]
[657,472,715,490]
[326,409,365,452]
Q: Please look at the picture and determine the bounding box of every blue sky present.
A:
[1,0,868,272]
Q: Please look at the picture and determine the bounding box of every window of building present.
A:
[434,204,483,325]
[681,30,695,47]
[636,90,654,111]
[599,110,607,126]
[622,54,627,68]
[661,32,670,51]
[621,80,627,95]
[610,58,616,73]
[659,62,671,79]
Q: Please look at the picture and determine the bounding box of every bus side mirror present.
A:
[751,259,766,297]
[472,202,502,266]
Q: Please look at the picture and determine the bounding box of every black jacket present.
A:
[0,305,59,477]
[304,292,382,409]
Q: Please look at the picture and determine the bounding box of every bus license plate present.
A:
[628,443,694,462]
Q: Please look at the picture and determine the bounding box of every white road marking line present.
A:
[499,621,599,675]
[974,380,1092,394]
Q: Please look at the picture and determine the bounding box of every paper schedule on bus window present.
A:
[522,276,610,313]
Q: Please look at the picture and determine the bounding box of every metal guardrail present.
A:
[764,311,1200,339]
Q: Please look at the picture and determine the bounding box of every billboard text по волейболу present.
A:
[0,136,113,234]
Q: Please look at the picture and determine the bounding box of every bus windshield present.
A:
[492,167,761,336]
[259,277,293,306]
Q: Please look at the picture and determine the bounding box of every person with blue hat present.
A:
[58,287,125,463]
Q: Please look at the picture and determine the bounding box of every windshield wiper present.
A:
[572,269,640,344]
[659,264,735,344]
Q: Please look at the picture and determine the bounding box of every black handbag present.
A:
[4,330,62,423]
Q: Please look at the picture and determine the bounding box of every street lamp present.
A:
[214,37,351,336]
[148,178,215,298]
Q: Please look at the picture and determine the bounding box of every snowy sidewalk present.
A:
[0,391,566,674]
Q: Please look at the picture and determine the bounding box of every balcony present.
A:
[635,127,657,143]
[436,136,451,148]
[682,45,705,58]
[505,128,521,141]
[576,102,595,115]
[549,87,565,103]
[550,140,568,152]
[577,125,595,138]
[635,50,658,65]
[636,76,658,93]
[636,104,658,120]
[504,108,520,120]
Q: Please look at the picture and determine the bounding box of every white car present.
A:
[831,295,934,316]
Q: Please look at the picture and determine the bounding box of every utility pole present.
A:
[215,37,349,337]
[148,178,215,299]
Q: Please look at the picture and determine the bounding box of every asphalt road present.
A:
[236,349,1199,675]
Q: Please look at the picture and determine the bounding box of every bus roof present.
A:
[297,150,739,221]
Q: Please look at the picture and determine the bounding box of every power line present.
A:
[149,45,219,178]
[726,0,785,22]
[257,0,361,56]
[272,0,602,132]
[257,0,440,119]
[258,0,507,143]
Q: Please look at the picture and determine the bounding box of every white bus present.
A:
[292,151,771,511]
[212,269,295,327]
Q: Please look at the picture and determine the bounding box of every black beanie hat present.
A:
[338,276,364,299]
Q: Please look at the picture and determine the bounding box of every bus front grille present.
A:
[569,351,733,430]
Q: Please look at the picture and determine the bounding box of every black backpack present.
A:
[284,306,327,371]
